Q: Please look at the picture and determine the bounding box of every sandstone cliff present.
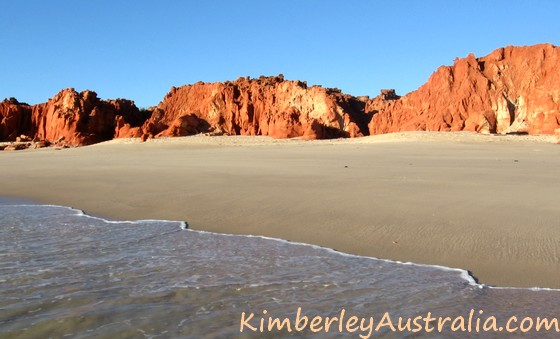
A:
[2,43,559,148]
[135,75,370,140]
[368,43,560,136]
[0,98,33,141]
[1,89,147,146]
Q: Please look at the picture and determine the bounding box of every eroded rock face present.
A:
[1,89,147,146]
[134,75,370,140]
[2,44,559,146]
[0,98,33,141]
[369,44,560,135]
[32,89,149,146]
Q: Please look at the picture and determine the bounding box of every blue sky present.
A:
[1,1,558,108]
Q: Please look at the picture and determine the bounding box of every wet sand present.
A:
[1,132,559,288]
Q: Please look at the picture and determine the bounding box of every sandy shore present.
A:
[1,131,559,288]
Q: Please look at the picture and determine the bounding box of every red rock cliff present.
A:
[368,44,560,135]
[1,89,146,146]
[3,44,559,147]
[136,75,370,140]
[0,98,33,140]
[32,89,149,145]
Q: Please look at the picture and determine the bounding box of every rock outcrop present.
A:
[0,98,33,141]
[1,89,147,146]
[133,75,370,140]
[364,89,401,121]
[31,89,149,145]
[368,44,560,135]
[2,44,559,148]
[1,77,371,146]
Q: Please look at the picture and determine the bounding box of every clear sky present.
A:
[1,1,559,108]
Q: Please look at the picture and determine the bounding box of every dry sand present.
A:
[1,131,559,288]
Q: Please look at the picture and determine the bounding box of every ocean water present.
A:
[0,203,558,338]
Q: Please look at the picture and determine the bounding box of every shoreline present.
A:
[2,132,559,288]
[6,197,560,292]
[0,197,476,286]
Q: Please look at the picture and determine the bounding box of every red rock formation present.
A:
[369,44,560,135]
[111,101,149,139]
[134,75,370,140]
[3,44,559,147]
[1,89,147,146]
[364,89,401,125]
[32,89,150,145]
[0,98,33,140]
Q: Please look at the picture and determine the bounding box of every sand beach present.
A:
[1,131,559,288]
